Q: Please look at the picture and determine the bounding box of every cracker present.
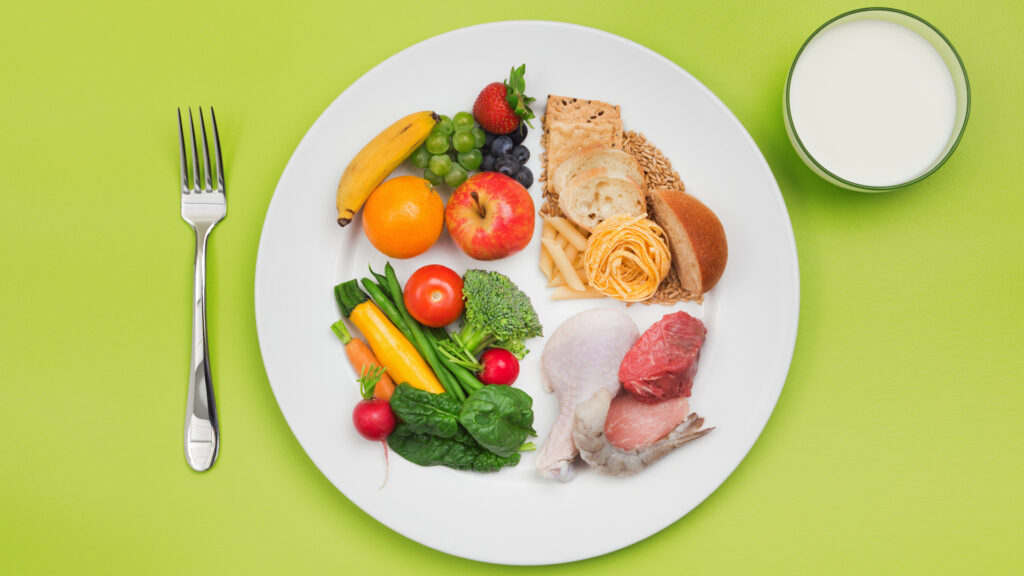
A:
[543,94,624,185]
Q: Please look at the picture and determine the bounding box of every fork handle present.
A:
[185,225,219,471]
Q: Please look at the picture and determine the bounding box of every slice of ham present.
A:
[604,393,691,450]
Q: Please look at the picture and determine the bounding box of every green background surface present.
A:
[2,0,1021,573]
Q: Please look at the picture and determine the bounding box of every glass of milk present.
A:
[784,8,970,191]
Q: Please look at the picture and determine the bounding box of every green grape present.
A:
[445,163,468,187]
[423,167,443,186]
[471,126,486,148]
[411,145,431,169]
[453,111,475,131]
[436,115,454,136]
[425,132,449,155]
[429,154,452,176]
[452,129,475,153]
[458,149,482,171]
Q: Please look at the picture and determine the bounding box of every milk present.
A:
[788,18,957,187]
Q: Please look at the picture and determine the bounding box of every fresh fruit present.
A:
[403,264,465,328]
[472,64,536,134]
[362,176,444,259]
[490,135,514,157]
[494,155,518,177]
[509,123,528,145]
[511,144,530,165]
[436,115,454,136]
[336,111,438,226]
[445,164,468,187]
[425,132,449,155]
[411,145,431,169]
[514,166,534,189]
[429,154,452,176]
[478,348,520,385]
[453,111,475,131]
[445,172,535,261]
[423,168,443,186]
[458,149,482,170]
[471,127,487,148]
[452,129,475,153]
[480,153,495,172]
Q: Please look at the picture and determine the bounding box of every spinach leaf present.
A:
[459,385,536,458]
[389,383,460,438]
[388,423,521,473]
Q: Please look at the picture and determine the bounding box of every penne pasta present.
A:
[545,216,589,252]
[541,238,586,291]
[550,286,607,300]
[539,242,554,279]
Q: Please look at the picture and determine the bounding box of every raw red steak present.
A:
[604,392,690,450]
[618,311,706,401]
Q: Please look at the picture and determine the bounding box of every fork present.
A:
[178,107,224,472]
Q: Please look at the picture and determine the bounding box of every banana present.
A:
[336,110,439,227]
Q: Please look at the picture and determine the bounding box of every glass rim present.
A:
[784,6,971,191]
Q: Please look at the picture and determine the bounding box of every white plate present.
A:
[255,21,799,565]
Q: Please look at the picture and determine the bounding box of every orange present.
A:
[362,175,444,259]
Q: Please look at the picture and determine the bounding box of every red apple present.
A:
[445,172,535,260]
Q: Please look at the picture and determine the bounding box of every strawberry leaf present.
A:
[504,63,536,128]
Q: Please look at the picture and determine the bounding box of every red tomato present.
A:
[403,264,464,327]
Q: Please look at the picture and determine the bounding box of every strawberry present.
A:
[472,64,536,135]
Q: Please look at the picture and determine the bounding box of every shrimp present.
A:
[572,388,713,477]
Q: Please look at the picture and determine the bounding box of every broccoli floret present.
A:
[439,270,542,370]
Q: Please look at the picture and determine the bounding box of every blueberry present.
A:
[494,155,518,177]
[483,131,497,150]
[511,144,530,165]
[514,165,534,189]
[490,135,514,157]
[480,153,495,172]
[510,123,528,145]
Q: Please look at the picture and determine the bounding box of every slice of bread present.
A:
[558,175,645,231]
[648,188,728,296]
[552,148,645,196]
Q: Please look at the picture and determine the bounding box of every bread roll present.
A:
[648,188,728,296]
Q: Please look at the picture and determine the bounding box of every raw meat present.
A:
[535,308,639,481]
[604,393,691,451]
[618,311,706,401]
[574,388,712,477]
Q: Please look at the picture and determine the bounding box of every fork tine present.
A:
[199,108,213,192]
[188,108,200,193]
[210,107,225,193]
[178,109,190,194]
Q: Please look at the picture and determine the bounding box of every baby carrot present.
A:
[331,320,395,401]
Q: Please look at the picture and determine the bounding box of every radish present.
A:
[478,348,520,385]
[350,365,395,487]
[352,399,395,441]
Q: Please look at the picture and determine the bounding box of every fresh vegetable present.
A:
[459,385,536,458]
[335,281,445,394]
[389,381,460,439]
[439,269,543,371]
[336,111,439,227]
[388,422,521,472]
[362,275,466,402]
[386,383,532,472]
[403,264,464,328]
[332,320,395,401]
[472,64,535,134]
[352,366,395,441]
[477,348,519,386]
